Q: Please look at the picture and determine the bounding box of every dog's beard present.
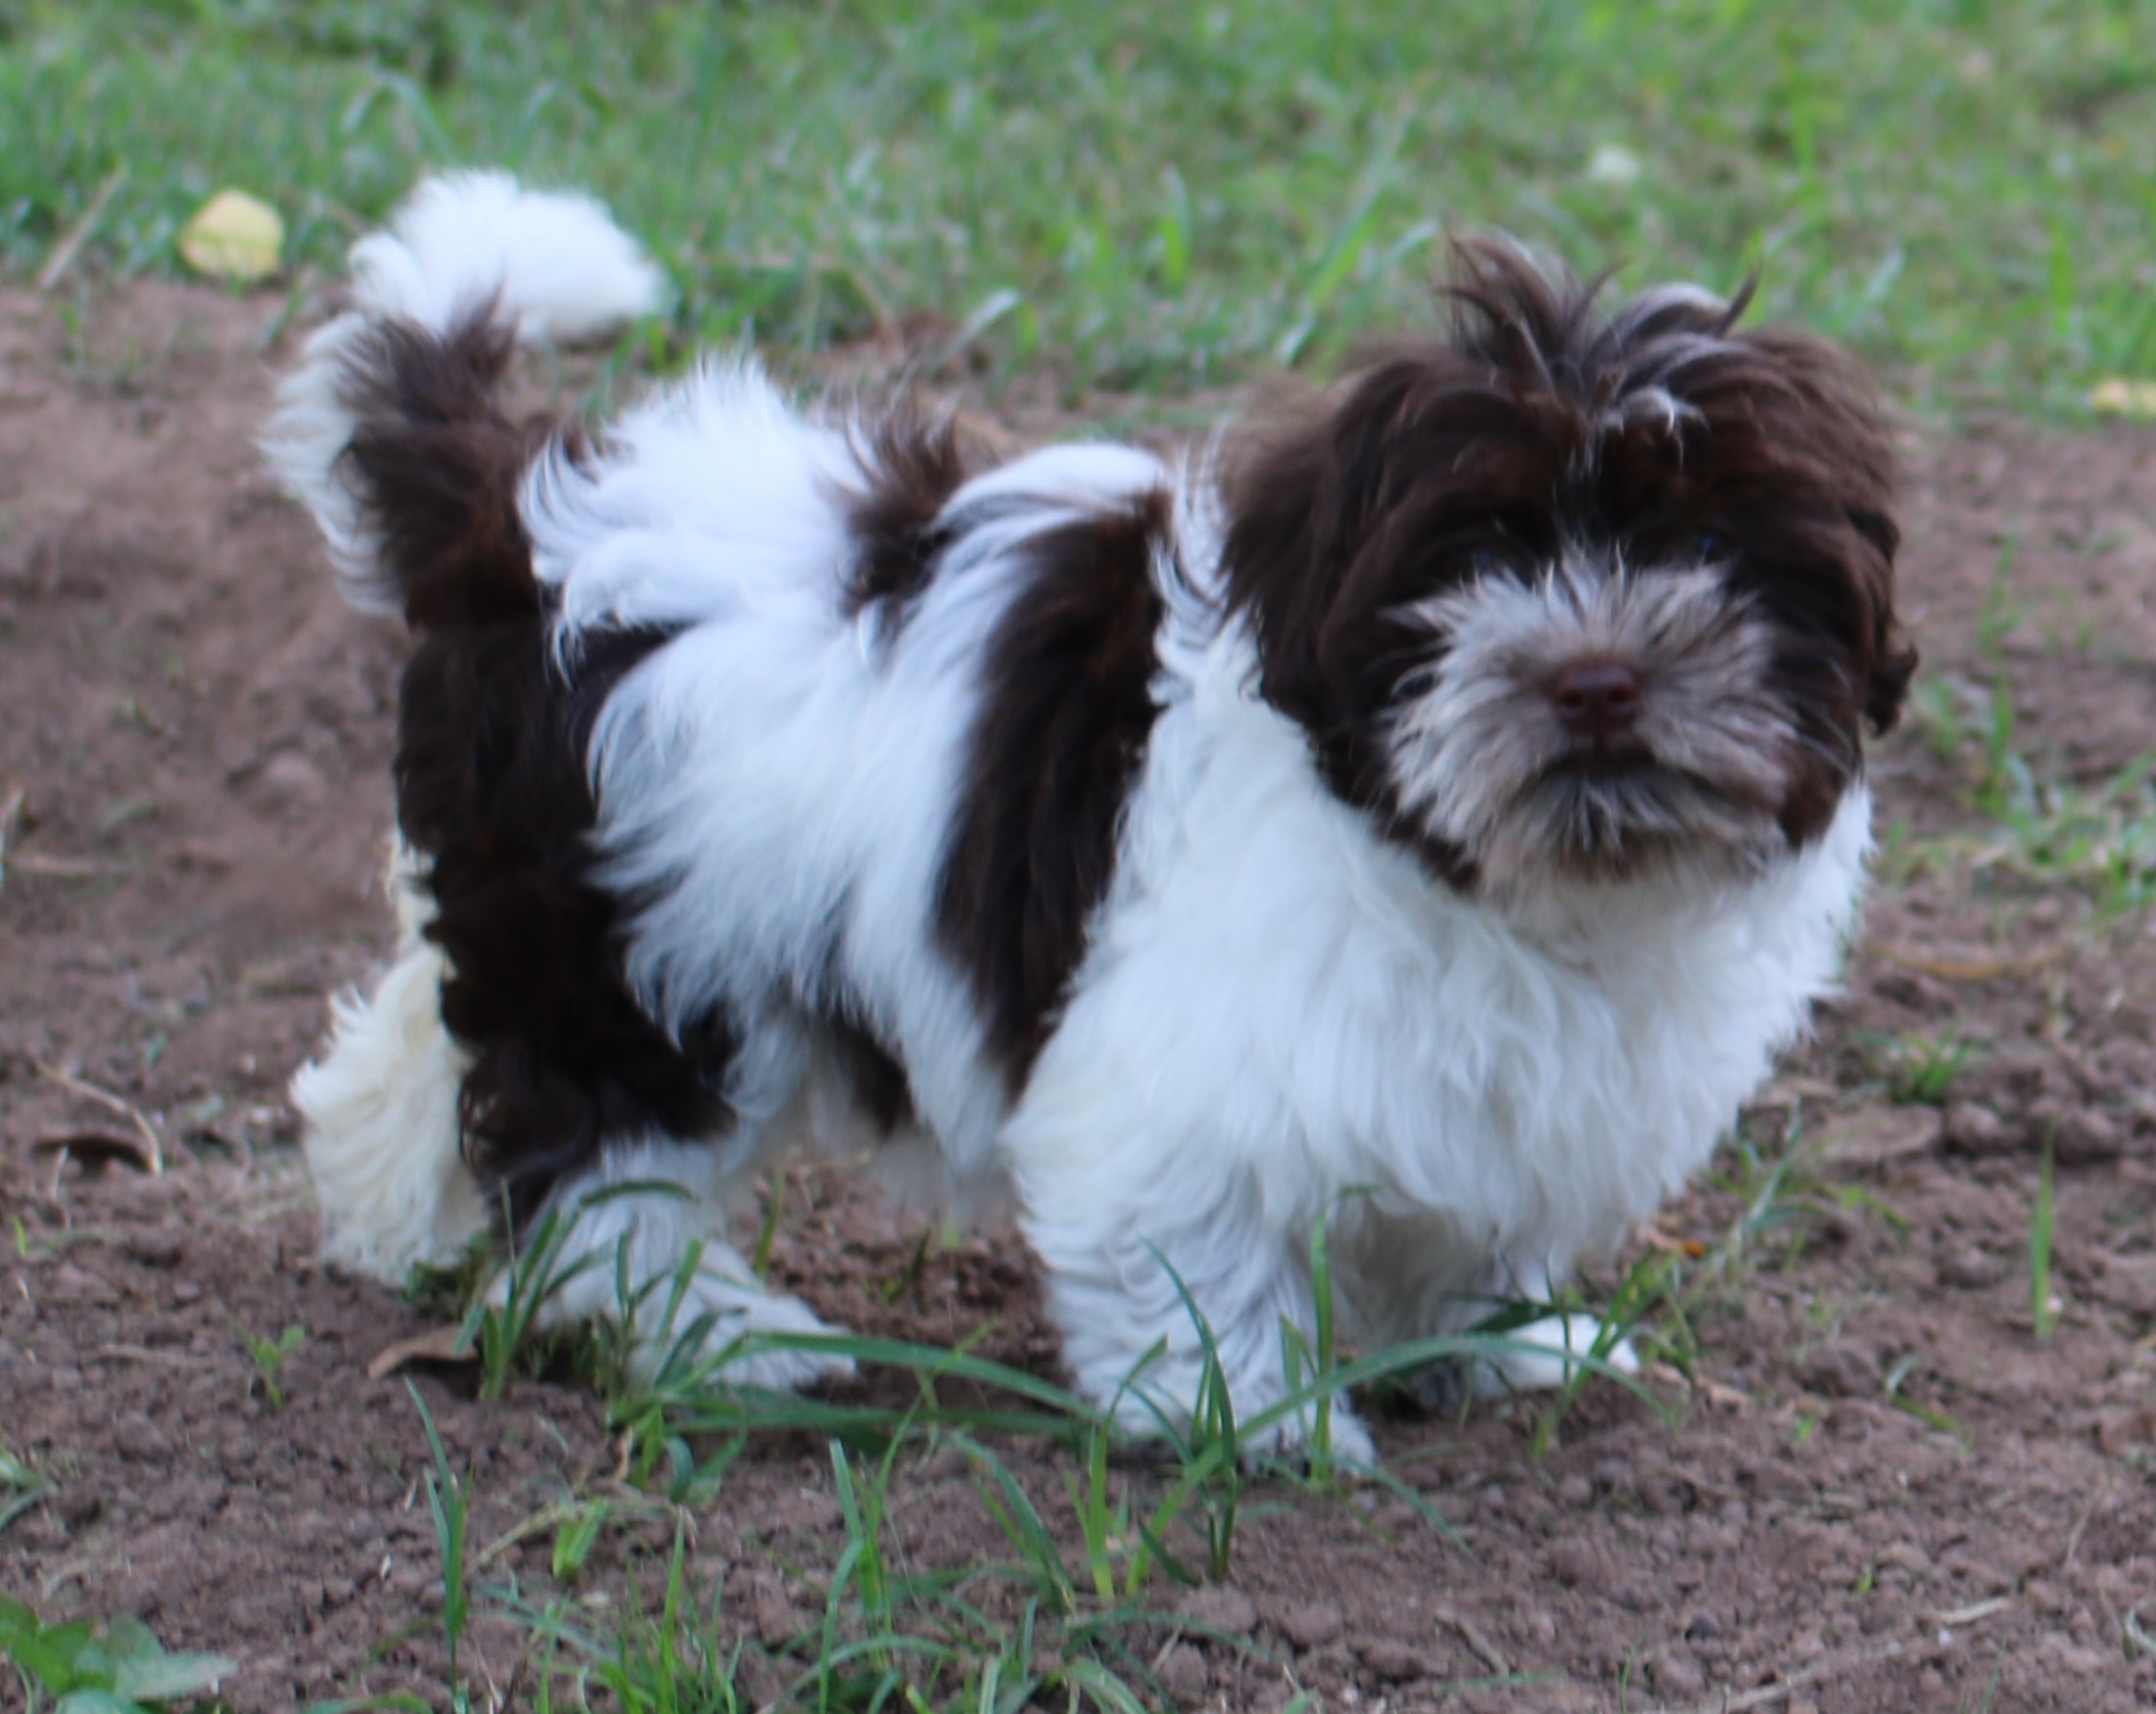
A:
[1386,556,1811,887]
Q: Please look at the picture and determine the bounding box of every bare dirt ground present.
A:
[2,282,2154,1714]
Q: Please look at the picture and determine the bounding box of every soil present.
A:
[3,281,2155,1714]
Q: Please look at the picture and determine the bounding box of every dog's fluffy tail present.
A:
[266,170,665,622]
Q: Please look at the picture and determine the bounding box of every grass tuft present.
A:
[6,2,2156,414]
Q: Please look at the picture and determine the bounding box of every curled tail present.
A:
[266,170,665,621]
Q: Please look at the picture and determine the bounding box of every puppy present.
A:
[271,173,1911,1459]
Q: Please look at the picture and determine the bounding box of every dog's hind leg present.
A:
[294,843,488,1281]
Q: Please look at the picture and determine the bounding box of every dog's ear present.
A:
[1220,352,1567,788]
[1221,240,1598,775]
[1675,323,1912,742]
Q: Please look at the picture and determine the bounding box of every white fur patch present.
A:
[293,852,486,1281]
[264,171,665,615]
[1387,554,1792,883]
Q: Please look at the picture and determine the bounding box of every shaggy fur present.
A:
[275,175,1911,1457]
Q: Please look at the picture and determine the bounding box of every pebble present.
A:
[1354,1635,1428,1683]
[1272,1598,1344,1649]
[1638,1469,1695,1514]
[2053,1106,2124,1165]
[112,1412,172,1461]
[1178,1584,1257,1637]
[1547,1538,1601,1587]
[1155,1642,1209,1701]
[1798,1344,1879,1400]
[1942,1099,2014,1156]
[122,1230,184,1269]
[1650,1650,1708,1697]
[1938,1246,2005,1290]
[48,1263,120,1306]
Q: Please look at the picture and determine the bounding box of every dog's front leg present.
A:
[1018,1173,1377,1467]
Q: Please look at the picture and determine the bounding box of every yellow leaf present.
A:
[2089,377,2156,417]
[178,189,284,284]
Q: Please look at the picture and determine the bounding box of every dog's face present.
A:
[1222,241,1913,894]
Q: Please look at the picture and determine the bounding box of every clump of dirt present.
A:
[3,283,2154,1712]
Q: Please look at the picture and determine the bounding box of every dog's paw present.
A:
[1108,1388,1379,1471]
[1476,1313,1638,1395]
[645,1270,858,1392]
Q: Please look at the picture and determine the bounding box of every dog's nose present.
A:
[1550,657,1643,738]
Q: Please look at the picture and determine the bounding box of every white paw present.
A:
[654,1267,856,1392]
[1106,1381,1377,1469]
[500,1222,856,1393]
[1476,1313,1638,1396]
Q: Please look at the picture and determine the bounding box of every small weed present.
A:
[1958,1650,2005,1712]
[459,1199,604,1400]
[2030,1129,2061,1339]
[549,1498,612,1586]
[1866,1027,1974,1106]
[521,1528,747,1712]
[406,1382,474,1709]
[0,1597,235,1713]
[0,1441,47,1535]
[1528,1248,1674,1459]
[235,1320,306,1411]
[1883,1354,1973,1446]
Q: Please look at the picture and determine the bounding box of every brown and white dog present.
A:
[271,173,1910,1459]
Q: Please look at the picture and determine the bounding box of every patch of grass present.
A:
[2030,1126,2061,1339]
[406,1382,476,1712]
[513,1529,750,1713]
[1906,531,2156,914]
[365,1192,1668,1707]
[1883,1352,1974,1447]
[0,1597,236,1713]
[1863,1027,1975,1107]
[0,1441,48,1536]
[6,1,2156,414]
[234,1319,306,1411]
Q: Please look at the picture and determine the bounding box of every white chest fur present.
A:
[1005,624,1869,1360]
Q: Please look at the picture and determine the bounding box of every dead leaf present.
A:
[178,189,284,284]
[30,1131,158,1174]
[2098,1408,2156,1455]
[366,1323,475,1380]
[2090,378,2156,418]
[1701,1378,1751,1412]
[1872,941,2065,982]
[30,1061,163,1173]
[1823,1104,1945,1168]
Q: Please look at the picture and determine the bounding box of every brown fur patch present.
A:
[1219,238,1912,870]
[936,491,1170,1089]
[841,407,975,622]
[339,307,736,1221]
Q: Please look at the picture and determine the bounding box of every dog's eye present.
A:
[1466,541,1525,579]
[1692,529,1732,562]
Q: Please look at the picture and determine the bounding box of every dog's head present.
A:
[1222,238,1913,895]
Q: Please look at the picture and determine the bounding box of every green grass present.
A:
[4,0,2155,413]
[315,1194,1658,1707]
[2029,1126,2061,1338]
[234,1320,306,1411]
[0,1597,236,1714]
